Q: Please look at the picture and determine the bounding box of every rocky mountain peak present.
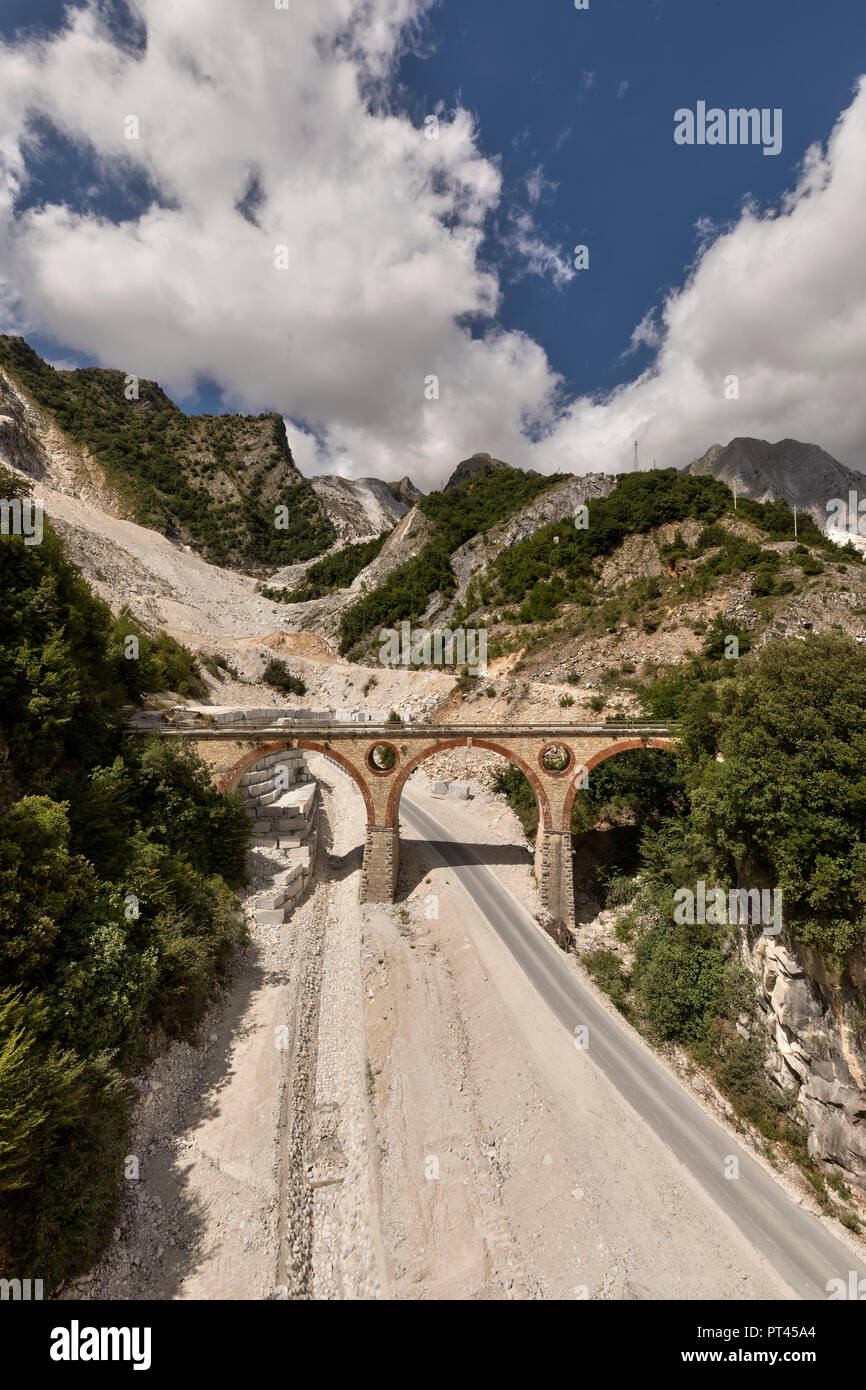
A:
[386,475,424,504]
[687,436,865,528]
[444,451,513,492]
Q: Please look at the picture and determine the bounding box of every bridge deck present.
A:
[130,718,676,740]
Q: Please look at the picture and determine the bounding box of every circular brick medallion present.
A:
[538,742,573,776]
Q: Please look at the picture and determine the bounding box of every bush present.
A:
[110,610,206,698]
[694,1021,791,1140]
[631,926,728,1042]
[583,949,630,1012]
[492,764,539,838]
[798,553,824,575]
[262,658,307,696]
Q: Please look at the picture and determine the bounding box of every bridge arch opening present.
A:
[385,738,554,903]
[563,742,682,924]
[560,738,676,831]
[218,740,375,823]
[386,738,553,833]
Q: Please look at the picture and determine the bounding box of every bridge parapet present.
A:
[130,710,675,739]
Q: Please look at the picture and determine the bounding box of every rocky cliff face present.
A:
[438,472,617,621]
[443,451,513,491]
[744,931,866,1194]
[386,475,423,505]
[0,365,125,513]
[309,474,414,543]
[688,436,865,531]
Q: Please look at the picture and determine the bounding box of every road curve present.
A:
[400,791,866,1301]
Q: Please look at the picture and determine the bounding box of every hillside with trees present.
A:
[0,469,249,1287]
[0,336,336,572]
[337,463,568,655]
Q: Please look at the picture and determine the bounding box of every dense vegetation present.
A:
[0,472,249,1286]
[111,607,208,699]
[496,634,866,1163]
[338,465,565,654]
[0,336,335,571]
[492,747,684,847]
[664,632,866,966]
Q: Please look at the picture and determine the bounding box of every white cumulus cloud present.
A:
[0,1,864,487]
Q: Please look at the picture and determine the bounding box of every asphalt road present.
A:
[401,791,866,1301]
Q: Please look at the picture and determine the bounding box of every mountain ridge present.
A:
[687,435,865,530]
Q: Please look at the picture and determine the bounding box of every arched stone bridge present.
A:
[135,716,676,931]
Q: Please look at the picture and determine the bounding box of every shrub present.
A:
[631,926,728,1042]
[491,764,539,838]
[583,949,630,1012]
[262,658,307,696]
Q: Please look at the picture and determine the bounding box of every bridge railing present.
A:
[126,709,678,740]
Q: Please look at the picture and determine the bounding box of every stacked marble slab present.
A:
[249,853,315,927]
[239,750,313,845]
[238,750,319,927]
[169,706,391,727]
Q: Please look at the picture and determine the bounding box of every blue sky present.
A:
[0,0,865,483]
[394,0,864,396]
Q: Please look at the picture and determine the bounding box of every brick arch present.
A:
[385,738,553,830]
[217,739,375,822]
[296,741,376,821]
[560,737,676,831]
[216,741,288,794]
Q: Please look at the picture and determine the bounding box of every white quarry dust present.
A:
[31,477,290,645]
[72,756,793,1301]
